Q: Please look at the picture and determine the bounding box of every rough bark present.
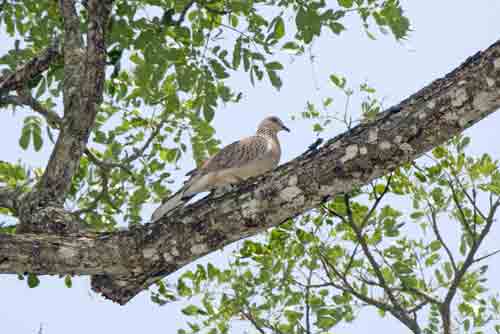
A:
[0,186,17,211]
[0,40,61,95]
[18,0,113,233]
[38,0,110,203]
[1,39,500,304]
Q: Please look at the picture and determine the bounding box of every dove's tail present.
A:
[151,188,195,222]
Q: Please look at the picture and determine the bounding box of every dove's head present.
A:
[258,116,290,134]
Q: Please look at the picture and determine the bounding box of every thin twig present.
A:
[360,174,392,230]
[427,205,457,273]
[447,178,475,239]
[0,93,62,128]
[84,119,165,174]
[472,249,500,263]
[240,309,267,334]
[305,268,313,334]
[174,0,196,25]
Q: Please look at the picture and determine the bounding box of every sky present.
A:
[2,1,500,333]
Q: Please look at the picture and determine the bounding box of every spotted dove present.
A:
[151,116,290,221]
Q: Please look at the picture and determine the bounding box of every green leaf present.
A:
[265,61,284,71]
[182,304,207,316]
[329,74,345,88]
[444,262,453,279]
[232,38,242,69]
[458,136,471,151]
[203,103,215,123]
[316,316,337,330]
[177,278,192,297]
[329,22,345,35]
[273,17,285,39]
[19,116,43,151]
[463,319,470,332]
[209,59,229,79]
[284,310,303,324]
[426,253,440,267]
[379,1,410,40]
[230,14,239,27]
[64,275,72,288]
[337,0,354,8]
[429,240,441,251]
[431,187,445,206]
[160,148,179,163]
[19,126,31,150]
[432,146,448,159]
[282,41,301,52]
[27,273,40,288]
[410,211,424,219]
[267,70,282,89]
[35,76,47,98]
[32,123,43,151]
[207,263,219,280]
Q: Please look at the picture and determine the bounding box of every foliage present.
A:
[294,75,383,135]
[2,1,498,334]
[154,135,500,334]
[0,0,409,229]
[11,1,498,333]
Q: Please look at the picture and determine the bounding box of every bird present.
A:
[151,116,290,221]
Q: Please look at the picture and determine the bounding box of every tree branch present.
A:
[444,197,500,305]
[427,205,457,273]
[239,309,268,334]
[304,268,313,334]
[472,248,500,263]
[35,0,112,208]
[0,38,500,304]
[0,40,60,95]
[0,186,18,211]
[448,177,475,239]
[336,194,419,331]
[362,174,392,229]
[83,118,165,174]
[358,276,440,305]
[175,1,196,25]
[0,93,62,128]
[318,252,392,312]
[440,196,500,334]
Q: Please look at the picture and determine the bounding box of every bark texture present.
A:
[1,38,500,304]
[0,40,61,95]
[17,0,113,234]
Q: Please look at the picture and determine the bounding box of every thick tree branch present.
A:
[34,0,85,207]
[0,186,17,211]
[439,197,500,334]
[1,38,500,304]
[0,40,60,95]
[35,0,112,208]
[59,0,83,52]
[444,197,500,305]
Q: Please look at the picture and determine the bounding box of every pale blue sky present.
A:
[2,1,500,333]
